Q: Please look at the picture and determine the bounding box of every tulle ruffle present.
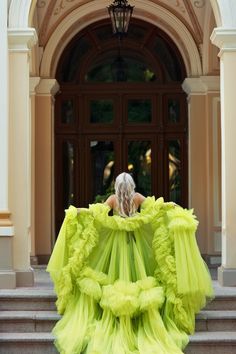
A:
[89,197,164,231]
[47,197,214,354]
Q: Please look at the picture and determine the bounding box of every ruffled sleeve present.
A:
[152,203,214,337]
[89,197,164,231]
[46,205,101,314]
[46,206,79,294]
[167,206,214,304]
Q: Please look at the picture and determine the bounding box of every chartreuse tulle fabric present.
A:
[47,197,214,354]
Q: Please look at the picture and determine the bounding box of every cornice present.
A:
[182,76,220,95]
[29,77,40,95]
[8,28,38,52]
[211,28,236,55]
[36,78,60,96]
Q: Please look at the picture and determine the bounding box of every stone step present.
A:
[1,309,236,333]
[185,331,236,354]
[1,291,236,311]
[0,333,58,354]
[0,332,236,354]
[205,295,236,310]
[0,291,56,311]
[0,311,60,333]
[195,310,236,331]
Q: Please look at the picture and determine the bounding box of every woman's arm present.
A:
[134,193,146,208]
[104,194,116,209]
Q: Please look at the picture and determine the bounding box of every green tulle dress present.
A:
[47,197,214,354]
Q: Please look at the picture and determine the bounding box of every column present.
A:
[182,76,220,258]
[0,0,15,289]
[35,79,59,264]
[29,77,40,264]
[211,28,236,286]
[8,28,37,286]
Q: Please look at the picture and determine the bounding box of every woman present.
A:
[47,172,214,354]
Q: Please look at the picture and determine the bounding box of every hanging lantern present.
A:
[108,0,134,38]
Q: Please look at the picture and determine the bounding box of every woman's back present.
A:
[105,172,145,217]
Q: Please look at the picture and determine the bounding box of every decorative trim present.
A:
[36,78,60,96]
[29,76,40,95]
[40,0,202,77]
[200,76,220,91]
[8,28,38,51]
[211,28,236,54]
[182,0,203,44]
[182,77,207,95]
[193,0,206,8]
[0,212,13,227]
[38,0,57,46]
[182,76,220,95]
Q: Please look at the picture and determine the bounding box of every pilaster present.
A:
[35,79,59,263]
[29,77,40,264]
[0,0,16,288]
[182,76,220,258]
[7,27,38,287]
[211,28,236,286]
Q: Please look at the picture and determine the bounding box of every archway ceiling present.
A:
[36,0,207,47]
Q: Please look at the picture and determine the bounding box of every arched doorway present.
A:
[55,20,187,233]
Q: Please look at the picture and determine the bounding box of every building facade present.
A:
[0,0,236,288]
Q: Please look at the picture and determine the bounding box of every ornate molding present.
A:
[183,0,203,44]
[8,28,38,51]
[193,0,206,8]
[29,77,40,95]
[37,0,47,8]
[0,212,13,227]
[211,28,236,54]
[36,78,60,96]
[53,0,77,16]
[182,76,220,94]
[40,0,202,77]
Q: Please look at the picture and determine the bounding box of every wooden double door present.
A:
[55,84,188,233]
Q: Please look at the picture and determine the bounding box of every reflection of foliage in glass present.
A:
[61,100,74,124]
[90,100,113,123]
[86,57,156,83]
[168,99,180,123]
[128,100,152,123]
[91,141,115,202]
[63,142,74,208]
[94,183,114,203]
[128,142,151,196]
[169,140,181,204]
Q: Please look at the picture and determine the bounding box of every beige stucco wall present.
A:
[35,95,53,259]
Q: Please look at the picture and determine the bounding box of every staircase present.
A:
[0,269,236,354]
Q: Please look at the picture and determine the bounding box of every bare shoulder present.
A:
[104,194,116,208]
[134,192,146,207]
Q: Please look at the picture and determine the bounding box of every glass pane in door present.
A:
[90,100,114,123]
[128,99,152,123]
[61,99,75,124]
[90,141,115,202]
[168,99,180,123]
[128,141,151,196]
[62,141,75,207]
[169,140,181,204]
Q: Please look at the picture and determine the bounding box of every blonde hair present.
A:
[115,172,136,217]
